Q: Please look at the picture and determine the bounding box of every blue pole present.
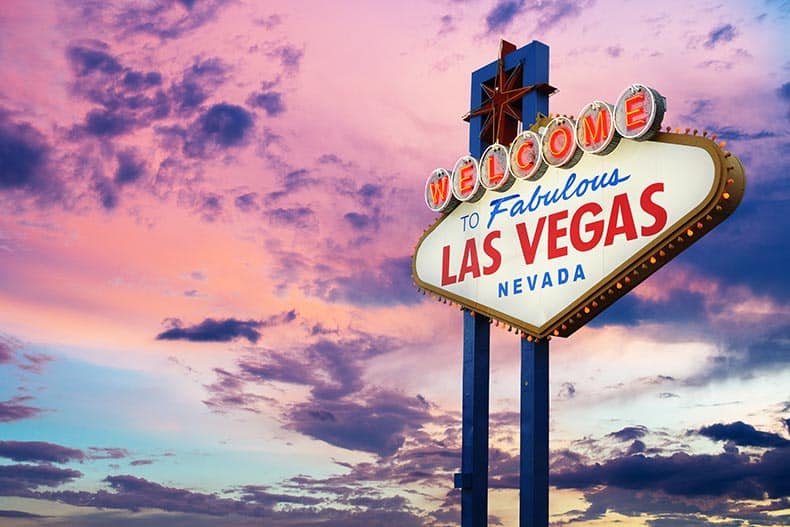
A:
[455,309,490,527]
[520,338,549,527]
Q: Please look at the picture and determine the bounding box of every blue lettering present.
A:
[498,281,509,297]
[526,274,538,291]
[542,272,553,288]
[573,264,586,281]
[485,167,632,228]
[513,278,523,295]
[558,267,569,285]
[487,194,519,229]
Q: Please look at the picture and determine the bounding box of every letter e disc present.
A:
[509,130,547,180]
[480,143,514,191]
[452,155,484,202]
[614,83,666,140]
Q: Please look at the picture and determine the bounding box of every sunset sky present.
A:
[0,1,788,525]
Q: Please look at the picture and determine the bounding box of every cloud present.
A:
[552,446,790,500]
[0,111,60,203]
[287,391,432,457]
[704,24,738,48]
[311,256,419,306]
[169,58,228,115]
[343,211,380,231]
[484,0,588,34]
[0,338,15,364]
[114,149,146,185]
[157,318,263,343]
[184,103,254,157]
[268,45,304,73]
[234,192,258,212]
[0,464,82,495]
[696,421,790,448]
[265,206,316,229]
[484,0,525,33]
[0,396,42,423]
[40,474,266,516]
[239,334,390,402]
[87,447,130,460]
[608,425,649,442]
[156,311,295,344]
[0,441,84,464]
[247,91,285,116]
[66,43,122,76]
[113,0,232,40]
[605,45,622,58]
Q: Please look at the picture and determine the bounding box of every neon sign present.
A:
[414,84,745,339]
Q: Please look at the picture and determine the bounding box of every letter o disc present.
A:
[575,101,620,155]
[542,117,583,168]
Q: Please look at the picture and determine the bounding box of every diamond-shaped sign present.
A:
[413,132,744,339]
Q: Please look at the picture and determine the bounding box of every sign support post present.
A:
[455,40,552,527]
[520,338,549,527]
[456,309,490,527]
[414,37,745,527]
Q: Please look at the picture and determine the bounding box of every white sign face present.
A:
[413,134,740,338]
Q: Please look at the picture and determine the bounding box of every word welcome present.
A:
[424,83,665,212]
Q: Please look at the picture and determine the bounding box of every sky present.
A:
[0,0,788,525]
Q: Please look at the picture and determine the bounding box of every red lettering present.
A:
[459,165,475,195]
[441,245,457,286]
[429,177,449,206]
[547,210,568,259]
[487,155,504,185]
[516,141,535,170]
[516,217,546,265]
[570,202,604,252]
[583,109,609,146]
[605,193,638,245]
[625,92,647,130]
[482,230,502,275]
[640,182,667,236]
[549,127,572,158]
[458,238,481,282]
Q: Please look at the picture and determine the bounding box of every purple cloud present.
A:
[704,23,738,48]
[184,103,254,157]
[0,464,82,495]
[608,425,649,442]
[697,421,790,448]
[0,441,84,464]
[287,392,432,457]
[156,310,295,344]
[234,192,258,212]
[247,91,285,116]
[484,0,525,33]
[552,446,790,500]
[0,111,60,203]
[0,339,15,364]
[114,149,146,185]
[0,396,42,423]
[312,256,419,306]
[157,318,262,343]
